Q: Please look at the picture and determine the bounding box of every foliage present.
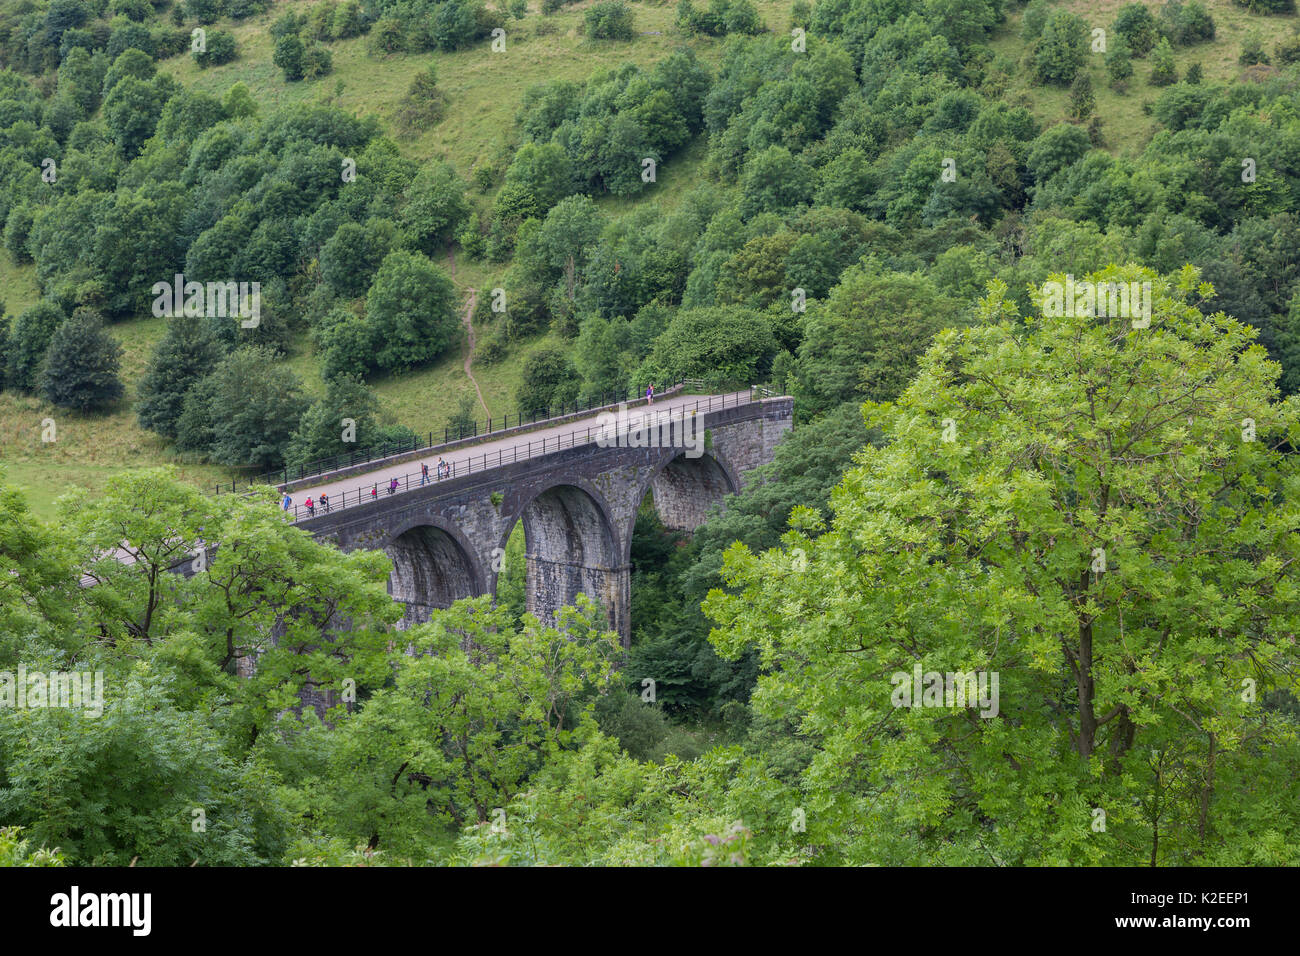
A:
[38,308,124,411]
[707,269,1300,865]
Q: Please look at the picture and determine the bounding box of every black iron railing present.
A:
[280,388,763,523]
[215,381,695,495]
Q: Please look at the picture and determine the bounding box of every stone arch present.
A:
[507,480,628,644]
[645,449,738,535]
[384,519,483,630]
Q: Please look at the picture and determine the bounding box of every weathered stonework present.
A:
[301,397,793,645]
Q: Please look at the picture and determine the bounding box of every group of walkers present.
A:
[421,457,451,484]
[281,492,331,515]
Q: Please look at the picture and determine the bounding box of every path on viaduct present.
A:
[292,389,794,644]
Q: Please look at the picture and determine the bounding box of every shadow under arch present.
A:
[384,519,483,630]
[503,479,627,644]
[642,449,738,538]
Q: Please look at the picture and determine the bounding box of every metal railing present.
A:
[282,388,764,523]
[219,381,696,495]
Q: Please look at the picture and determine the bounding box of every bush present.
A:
[515,345,580,416]
[179,347,308,468]
[184,0,220,25]
[4,301,65,393]
[1162,0,1215,45]
[192,28,236,67]
[332,1,365,38]
[677,0,763,37]
[368,16,405,54]
[151,25,191,59]
[1021,0,1049,42]
[301,43,333,79]
[585,0,635,40]
[1114,2,1158,55]
[273,33,305,80]
[1034,10,1087,85]
[1232,0,1295,13]
[476,330,507,365]
[392,65,446,133]
[1240,29,1270,66]
[226,0,270,19]
[1276,33,1300,65]
[1106,38,1134,89]
[1149,36,1178,84]
[38,308,124,411]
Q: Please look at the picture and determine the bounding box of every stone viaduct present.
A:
[296,394,794,644]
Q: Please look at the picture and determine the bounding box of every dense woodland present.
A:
[2,0,1300,866]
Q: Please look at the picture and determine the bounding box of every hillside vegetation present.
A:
[2,0,1300,867]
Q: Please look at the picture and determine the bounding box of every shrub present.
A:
[301,43,333,79]
[38,308,124,411]
[192,28,236,66]
[1240,29,1270,66]
[273,33,305,80]
[585,0,635,40]
[1149,36,1178,84]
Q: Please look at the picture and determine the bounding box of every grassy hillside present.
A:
[994,0,1299,155]
[1,0,1292,519]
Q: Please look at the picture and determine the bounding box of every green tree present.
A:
[796,264,958,415]
[38,308,124,411]
[364,250,460,372]
[708,268,1300,865]
[4,300,65,392]
[136,314,224,438]
[1113,2,1158,55]
[102,74,174,157]
[1068,71,1095,120]
[1105,37,1134,89]
[738,146,814,218]
[400,160,470,255]
[306,595,618,854]
[319,219,396,298]
[634,306,776,389]
[585,1,635,40]
[286,373,383,465]
[1034,10,1087,85]
[273,33,305,81]
[1240,30,1270,67]
[1149,36,1178,85]
[193,29,237,67]
[180,347,308,468]
[516,345,580,416]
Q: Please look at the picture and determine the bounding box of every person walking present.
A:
[646,383,654,405]
[370,485,378,501]
[388,477,399,495]
[421,462,429,486]
[282,492,292,512]
[320,492,329,513]
[437,456,447,479]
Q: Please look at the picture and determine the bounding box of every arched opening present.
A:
[385,524,480,630]
[649,452,736,532]
[515,483,626,643]
[493,522,527,626]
